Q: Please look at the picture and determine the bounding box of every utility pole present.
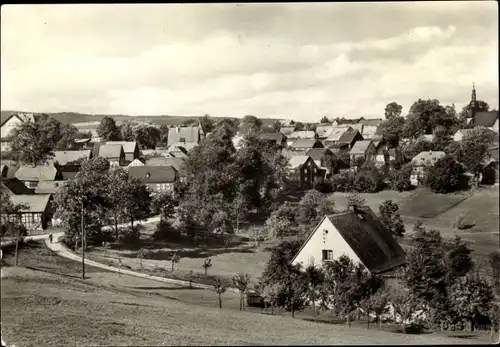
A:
[81,200,85,280]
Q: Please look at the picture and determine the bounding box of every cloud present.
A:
[1,3,498,121]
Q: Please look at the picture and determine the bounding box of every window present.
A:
[180,137,186,143]
[322,250,333,261]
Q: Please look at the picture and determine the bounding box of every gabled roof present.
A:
[287,130,316,139]
[306,148,334,161]
[106,141,138,154]
[316,125,336,138]
[411,151,446,166]
[9,194,51,213]
[288,155,314,169]
[127,165,178,183]
[358,118,383,127]
[290,138,323,149]
[34,180,65,194]
[146,157,187,177]
[259,132,286,142]
[14,165,58,181]
[126,158,145,168]
[1,178,34,195]
[279,126,296,136]
[474,111,499,127]
[1,112,37,127]
[338,130,361,144]
[167,126,202,146]
[325,126,353,142]
[293,207,406,274]
[99,144,124,159]
[52,150,91,166]
[349,140,373,155]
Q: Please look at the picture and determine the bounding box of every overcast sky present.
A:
[1,3,498,122]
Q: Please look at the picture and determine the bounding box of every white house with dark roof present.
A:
[127,165,179,194]
[288,155,322,187]
[410,151,446,186]
[1,194,53,231]
[98,144,125,167]
[349,140,376,167]
[291,206,406,277]
[358,118,383,139]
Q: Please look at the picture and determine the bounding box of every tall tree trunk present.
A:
[204,268,207,276]
[114,214,119,241]
[347,310,351,328]
[171,261,174,272]
[357,307,361,320]
[240,293,243,311]
[14,237,19,266]
[271,306,274,315]
[130,219,134,233]
[218,293,222,309]
[367,313,370,330]
[378,314,382,330]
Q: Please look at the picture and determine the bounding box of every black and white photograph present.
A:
[0,2,499,346]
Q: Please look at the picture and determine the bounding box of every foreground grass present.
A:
[2,250,491,346]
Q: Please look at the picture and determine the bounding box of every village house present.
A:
[1,194,53,231]
[279,126,296,136]
[287,155,322,188]
[322,126,353,147]
[127,166,179,194]
[126,158,145,169]
[349,140,376,168]
[167,145,189,158]
[325,129,363,151]
[1,177,34,196]
[97,144,126,167]
[34,180,66,195]
[141,149,171,158]
[167,125,204,149]
[358,118,383,139]
[0,160,19,179]
[306,148,337,177]
[286,130,316,147]
[410,151,446,186]
[1,113,38,153]
[289,138,324,151]
[315,124,336,140]
[106,141,140,162]
[473,111,499,133]
[291,206,406,284]
[259,132,288,148]
[14,165,61,189]
[51,150,92,180]
[453,128,497,142]
[145,157,188,182]
[375,148,399,168]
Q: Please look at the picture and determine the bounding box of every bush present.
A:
[331,171,353,192]
[425,155,465,193]
[353,164,384,193]
[118,227,141,247]
[153,219,182,241]
[452,213,469,230]
[390,163,413,192]
[314,181,333,194]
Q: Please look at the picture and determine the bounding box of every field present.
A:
[1,242,492,346]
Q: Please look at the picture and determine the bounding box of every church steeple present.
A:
[470,82,477,109]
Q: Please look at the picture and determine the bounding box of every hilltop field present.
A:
[1,241,491,346]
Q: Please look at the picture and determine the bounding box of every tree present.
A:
[377,116,405,148]
[133,124,161,149]
[264,205,296,241]
[453,126,497,183]
[390,163,413,192]
[425,155,465,193]
[261,282,280,314]
[96,116,121,141]
[320,116,330,123]
[151,192,176,221]
[488,252,500,288]
[384,102,403,120]
[120,121,136,141]
[55,123,80,150]
[276,263,308,318]
[346,192,365,211]
[445,235,473,282]
[294,122,305,131]
[0,190,28,266]
[200,114,214,134]
[261,240,302,284]
[403,99,453,139]
[232,273,251,311]
[157,124,170,147]
[10,115,55,165]
[353,163,384,193]
[182,118,198,127]
[430,126,453,151]
[81,156,110,173]
[389,287,422,334]
[203,258,212,276]
[449,274,494,332]
[106,168,130,241]
[170,252,180,271]
[137,249,147,268]
[297,190,334,222]
[212,276,227,309]
[379,200,405,238]
[304,265,325,315]
[240,115,263,135]
[359,288,390,329]
[121,177,151,233]
[272,120,281,132]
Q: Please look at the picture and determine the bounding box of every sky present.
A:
[1,2,498,122]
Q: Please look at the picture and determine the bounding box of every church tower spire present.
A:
[470,82,477,109]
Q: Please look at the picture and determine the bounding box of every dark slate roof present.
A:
[306,148,334,161]
[99,144,124,159]
[127,166,178,183]
[349,140,373,155]
[145,157,187,177]
[1,178,34,195]
[290,138,324,149]
[294,207,406,274]
[9,194,51,213]
[106,141,138,154]
[474,111,499,127]
[338,130,362,144]
[167,126,202,146]
[358,118,383,126]
[34,180,65,194]
[259,132,286,142]
[14,165,58,181]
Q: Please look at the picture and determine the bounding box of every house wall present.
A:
[292,217,364,269]
[1,116,22,138]
[453,132,465,142]
[410,166,425,186]
[491,119,499,133]
[147,183,175,194]
[1,212,48,231]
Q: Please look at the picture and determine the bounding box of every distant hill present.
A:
[1,111,282,127]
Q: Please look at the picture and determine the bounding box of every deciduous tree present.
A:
[97,116,121,141]
[389,287,422,334]
[10,115,55,165]
[384,102,403,120]
[379,200,405,238]
[232,273,251,311]
[212,276,227,309]
[425,155,465,193]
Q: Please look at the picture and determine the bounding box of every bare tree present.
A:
[212,276,227,309]
[203,258,212,276]
[170,252,180,272]
[232,273,251,311]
